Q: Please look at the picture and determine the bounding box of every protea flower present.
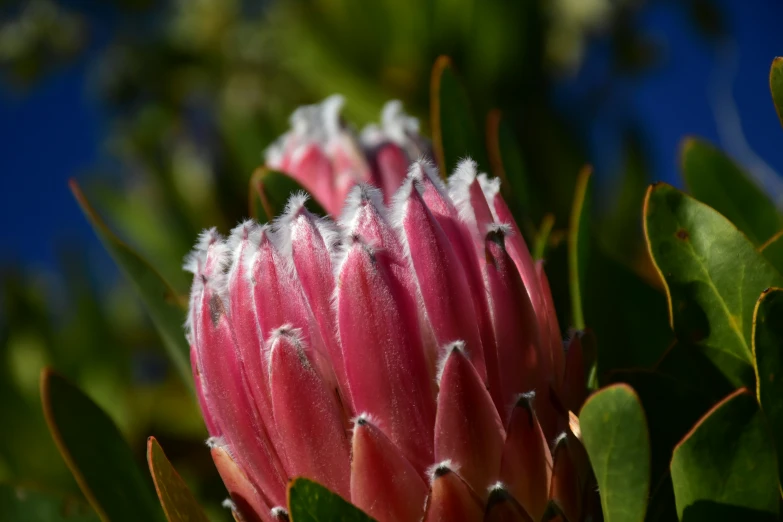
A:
[185,99,587,522]
[265,95,430,215]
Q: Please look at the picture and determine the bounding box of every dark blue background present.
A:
[2,1,783,270]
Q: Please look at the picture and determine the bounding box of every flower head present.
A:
[265,95,430,215]
[187,100,579,522]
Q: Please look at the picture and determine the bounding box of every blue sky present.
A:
[2,0,783,271]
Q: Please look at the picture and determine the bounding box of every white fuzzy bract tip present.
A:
[486,222,513,238]
[270,507,290,520]
[435,340,468,385]
[338,183,387,234]
[351,412,381,429]
[477,173,501,222]
[488,481,508,494]
[426,460,459,484]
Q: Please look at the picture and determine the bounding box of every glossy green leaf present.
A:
[69,180,192,391]
[579,384,650,522]
[643,183,783,387]
[752,287,783,491]
[430,55,486,174]
[287,478,375,522]
[249,167,325,222]
[670,388,779,521]
[147,437,210,522]
[0,484,99,522]
[759,230,783,274]
[568,166,592,330]
[40,369,165,522]
[770,57,783,128]
[681,137,781,245]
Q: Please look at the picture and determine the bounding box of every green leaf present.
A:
[606,368,721,521]
[759,230,783,274]
[69,180,192,392]
[643,183,783,387]
[579,384,650,522]
[568,166,592,330]
[770,57,783,128]
[0,484,99,522]
[532,214,555,261]
[670,388,779,521]
[287,478,375,522]
[40,369,166,522]
[681,137,781,245]
[147,437,210,522]
[486,109,532,219]
[249,167,326,222]
[430,55,486,175]
[752,287,783,492]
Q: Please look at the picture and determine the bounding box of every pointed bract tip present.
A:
[435,340,468,384]
[221,499,236,511]
[488,481,508,495]
[427,460,459,484]
[281,191,312,221]
[271,507,290,521]
[268,324,305,347]
[206,436,225,449]
[514,390,536,408]
[553,431,568,448]
[477,173,501,202]
[352,412,381,429]
[183,227,223,274]
[486,222,513,240]
[339,183,388,232]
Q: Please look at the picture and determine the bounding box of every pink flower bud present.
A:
[186,101,576,520]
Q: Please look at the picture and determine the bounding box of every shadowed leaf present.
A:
[643,183,783,387]
[486,109,532,220]
[670,388,779,522]
[0,484,99,522]
[752,287,783,492]
[430,56,486,175]
[759,230,783,275]
[147,437,210,522]
[579,384,650,522]
[40,369,165,522]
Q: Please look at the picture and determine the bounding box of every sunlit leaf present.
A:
[643,183,783,387]
[40,369,165,522]
[579,384,650,522]
[147,437,210,522]
[681,137,781,246]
